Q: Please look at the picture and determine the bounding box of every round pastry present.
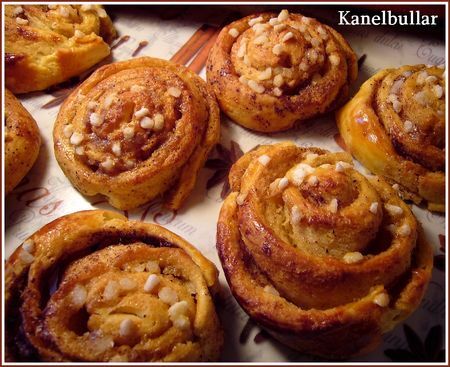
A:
[5,210,223,362]
[216,142,432,358]
[5,89,41,194]
[206,9,358,132]
[5,4,116,94]
[53,57,220,211]
[336,64,445,212]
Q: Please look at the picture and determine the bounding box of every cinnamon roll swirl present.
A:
[5,210,222,362]
[5,4,116,94]
[5,89,41,194]
[53,57,220,210]
[207,9,358,132]
[217,142,432,358]
[336,64,445,212]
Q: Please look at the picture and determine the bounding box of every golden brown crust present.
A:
[206,10,357,132]
[5,4,116,94]
[4,89,41,194]
[53,57,220,211]
[336,64,445,212]
[5,210,222,362]
[216,142,432,358]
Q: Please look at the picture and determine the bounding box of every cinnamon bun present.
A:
[5,4,116,94]
[5,210,222,362]
[207,9,358,132]
[336,64,445,212]
[217,142,432,358]
[53,57,220,210]
[5,89,41,194]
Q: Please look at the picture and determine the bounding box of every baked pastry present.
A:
[5,210,223,362]
[53,57,220,211]
[5,4,116,94]
[206,9,358,132]
[216,142,432,358]
[5,89,41,194]
[336,65,445,212]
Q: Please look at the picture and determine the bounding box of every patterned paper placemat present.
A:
[4,4,446,362]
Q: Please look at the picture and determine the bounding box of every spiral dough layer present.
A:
[336,64,445,212]
[54,57,220,210]
[207,9,358,132]
[216,142,432,358]
[5,210,223,362]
